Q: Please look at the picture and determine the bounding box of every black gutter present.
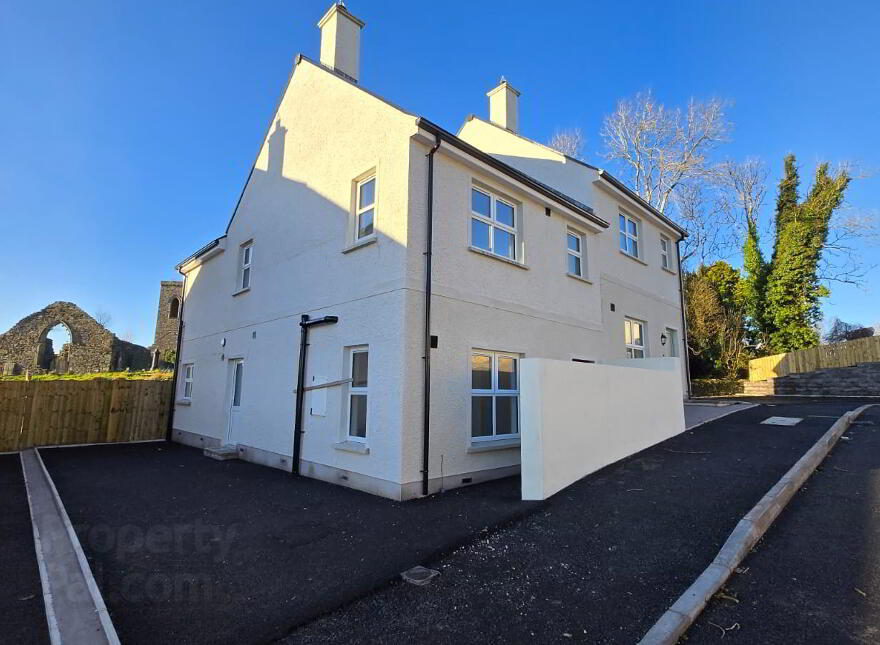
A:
[175,236,224,272]
[292,314,339,475]
[676,240,692,398]
[416,118,609,230]
[422,136,441,497]
[165,272,186,442]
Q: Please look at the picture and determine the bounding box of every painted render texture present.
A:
[172,4,688,500]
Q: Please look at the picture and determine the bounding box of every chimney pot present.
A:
[318,3,365,83]
[487,78,521,133]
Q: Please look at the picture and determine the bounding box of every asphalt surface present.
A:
[0,453,49,644]
[687,405,880,644]
[39,442,537,645]
[286,402,870,644]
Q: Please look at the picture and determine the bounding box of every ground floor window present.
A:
[182,363,194,399]
[625,318,646,358]
[347,348,369,440]
[471,350,519,440]
[664,327,679,357]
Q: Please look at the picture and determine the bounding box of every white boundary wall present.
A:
[520,357,686,500]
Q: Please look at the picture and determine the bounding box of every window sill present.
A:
[467,437,521,453]
[334,440,370,455]
[176,399,191,406]
[662,265,677,276]
[232,286,251,297]
[468,246,528,270]
[619,250,648,266]
[342,235,377,254]
[566,272,593,285]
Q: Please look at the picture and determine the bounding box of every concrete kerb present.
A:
[32,448,120,645]
[638,404,876,645]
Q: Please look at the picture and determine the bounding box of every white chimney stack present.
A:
[318,3,365,83]
[487,78,520,133]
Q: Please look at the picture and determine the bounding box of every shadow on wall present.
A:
[179,115,411,451]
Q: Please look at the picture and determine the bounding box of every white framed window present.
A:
[566,229,586,278]
[355,176,376,240]
[182,363,194,399]
[624,318,646,358]
[347,348,369,441]
[470,186,517,261]
[619,212,640,258]
[239,242,253,291]
[471,350,519,440]
[665,327,679,358]
[660,235,671,270]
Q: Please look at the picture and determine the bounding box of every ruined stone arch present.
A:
[0,302,150,375]
[35,320,76,370]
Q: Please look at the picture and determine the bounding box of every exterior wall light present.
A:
[660,333,668,346]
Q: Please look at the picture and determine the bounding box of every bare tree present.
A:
[819,206,879,286]
[600,90,732,214]
[94,309,112,328]
[718,159,768,229]
[672,182,736,268]
[547,127,586,160]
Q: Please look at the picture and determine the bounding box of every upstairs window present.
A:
[619,213,640,258]
[356,176,376,240]
[624,318,646,358]
[660,235,671,270]
[566,229,586,278]
[471,351,519,440]
[239,242,253,291]
[471,187,517,261]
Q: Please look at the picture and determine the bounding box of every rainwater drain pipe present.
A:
[422,135,441,497]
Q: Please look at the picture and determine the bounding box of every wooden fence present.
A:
[0,379,173,452]
[748,335,880,381]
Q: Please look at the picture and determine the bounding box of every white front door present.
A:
[225,358,244,446]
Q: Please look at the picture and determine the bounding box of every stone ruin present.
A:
[0,302,151,376]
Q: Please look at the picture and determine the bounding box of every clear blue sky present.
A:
[2,0,878,346]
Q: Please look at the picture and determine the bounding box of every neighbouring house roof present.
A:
[176,236,225,271]
[460,115,688,239]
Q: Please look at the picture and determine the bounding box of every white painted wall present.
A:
[520,357,685,500]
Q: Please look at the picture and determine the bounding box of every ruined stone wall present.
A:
[0,302,149,374]
[152,281,182,358]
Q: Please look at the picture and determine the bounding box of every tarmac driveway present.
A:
[0,454,48,644]
[39,442,536,645]
[287,401,871,644]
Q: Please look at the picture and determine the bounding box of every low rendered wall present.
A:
[520,357,685,500]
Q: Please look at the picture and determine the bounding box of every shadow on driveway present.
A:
[39,442,538,645]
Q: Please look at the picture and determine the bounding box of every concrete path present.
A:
[685,402,756,430]
[687,406,880,643]
[20,449,117,645]
[286,401,869,644]
[0,454,48,644]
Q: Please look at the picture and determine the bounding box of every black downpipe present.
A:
[676,239,692,398]
[422,136,441,496]
[165,273,186,442]
[292,314,338,475]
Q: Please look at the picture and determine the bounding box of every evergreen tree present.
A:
[764,159,850,352]
[739,218,767,346]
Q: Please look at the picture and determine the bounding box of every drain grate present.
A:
[761,416,803,426]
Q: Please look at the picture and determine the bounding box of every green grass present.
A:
[0,370,173,382]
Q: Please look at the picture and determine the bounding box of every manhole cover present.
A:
[401,566,440,586]
[761,416,803,426]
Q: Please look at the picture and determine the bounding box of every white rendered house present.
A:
[171,3,689,500]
